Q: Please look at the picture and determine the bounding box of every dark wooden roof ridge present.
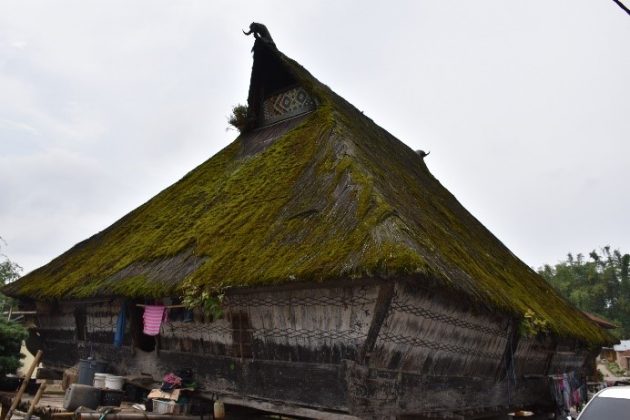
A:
[3,33,612,345]
[583,311,618,329]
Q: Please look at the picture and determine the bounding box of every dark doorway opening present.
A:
[130,303,156,352]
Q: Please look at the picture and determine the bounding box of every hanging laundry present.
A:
[114,301,127,347]
[561,373,571,411]
[143,305,166,336]
[549,377,564,412]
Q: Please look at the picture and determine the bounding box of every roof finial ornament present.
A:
[416,150,430,159]
[243,22,276,48]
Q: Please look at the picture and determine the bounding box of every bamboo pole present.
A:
[1,311,37,316]
[24,383,46,420]
[0,349,43,420]
[77,414,202,419]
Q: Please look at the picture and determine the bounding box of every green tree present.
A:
[539,246,630,338]
[0,238,27,375]
[0,319,27,375]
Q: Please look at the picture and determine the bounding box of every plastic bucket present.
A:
[93,373,107,388]
[152,399,176,414]
[105,375,124,390]
[77,359,107,386]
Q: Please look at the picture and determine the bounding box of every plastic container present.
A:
[93,373,107,388]
[63,384,101,411]
[105,374,124,390]
[152,399,176,414]
[101,389,124,406]
[77,358,107,386]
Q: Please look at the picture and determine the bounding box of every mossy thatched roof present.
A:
[4,38,611,344]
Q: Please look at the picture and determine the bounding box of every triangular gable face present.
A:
[247,41,317,127]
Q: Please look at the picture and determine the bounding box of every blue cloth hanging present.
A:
[113,301,127,348]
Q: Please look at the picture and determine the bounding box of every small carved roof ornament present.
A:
[416,150,430,158]
[243,22,276,49]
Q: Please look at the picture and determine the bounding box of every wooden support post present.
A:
[25,383,46,420]
[77,414,204,419]
[358,283,394,364]
[0,349,43,420]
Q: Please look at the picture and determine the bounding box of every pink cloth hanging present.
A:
[143,305,166,336]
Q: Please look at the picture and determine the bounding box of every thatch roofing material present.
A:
[4,39,611,344]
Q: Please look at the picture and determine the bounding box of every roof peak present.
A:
[243,22,276,50]
[245,29,318,130]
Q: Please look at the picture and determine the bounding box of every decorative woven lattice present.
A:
[161,321,233,336]
[226,286,374,308]
[161,322,366,343]
[158,287,376,350]
[374,292,508,360]
[86,311,117,333]
[390,300,507,337]
[262,87,315,124]
[377,331,503,360]
[252,326,366,342]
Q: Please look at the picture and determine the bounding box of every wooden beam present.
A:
[358,283,394,364]
[219,395,361,420]
[77,414,202,420]
[1,311,37,316]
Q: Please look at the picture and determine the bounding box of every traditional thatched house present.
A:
[4,26,612,419]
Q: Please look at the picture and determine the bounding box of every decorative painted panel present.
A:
[263,86,315,125]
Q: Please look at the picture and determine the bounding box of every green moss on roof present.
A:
[4,40,611,345]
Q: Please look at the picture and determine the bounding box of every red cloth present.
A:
[143,305,166,336]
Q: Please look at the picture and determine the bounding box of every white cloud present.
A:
[0,118,39,136]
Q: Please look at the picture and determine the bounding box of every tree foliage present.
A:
[539,246,630,338]
[0,238,27,375]
[1,238,21,309]
[0,319,27,375]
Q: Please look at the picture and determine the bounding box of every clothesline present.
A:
[135,304,188,309]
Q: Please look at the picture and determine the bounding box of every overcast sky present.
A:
[1,1,629,276]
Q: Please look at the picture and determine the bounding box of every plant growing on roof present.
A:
[181,285,224,320]
[228,104,249,133]
[519,308,550,337]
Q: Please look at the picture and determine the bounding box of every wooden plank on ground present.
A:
[219,395,360,420]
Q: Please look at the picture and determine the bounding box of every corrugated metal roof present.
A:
[614,340,630,351]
